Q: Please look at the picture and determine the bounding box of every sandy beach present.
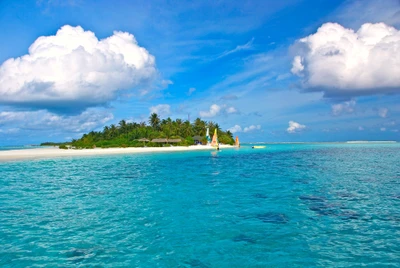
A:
[0,145,234,162]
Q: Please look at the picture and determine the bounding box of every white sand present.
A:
[0,145,233,162]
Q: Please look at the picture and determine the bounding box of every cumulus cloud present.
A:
[200,104,221,117]
[0,109,113,133]
[331,100,356,116]
[291,22,400,97]
[243,125,261,132]
[228,125,242,133]
[199,104,238,118]
[380,127,386,131]
[149,104,171,117]
[228,124,261,133]
[378,108,389,118]
[287,121,306,133]
[0,25,156,113]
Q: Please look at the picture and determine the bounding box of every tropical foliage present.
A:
[70,113,234,149]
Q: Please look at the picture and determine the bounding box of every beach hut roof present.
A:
[192,135,203,141]
[152,138,168,143]
[168,138,181,143]
[138,138,150,142]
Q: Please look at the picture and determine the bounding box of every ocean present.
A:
[1,143,399,267]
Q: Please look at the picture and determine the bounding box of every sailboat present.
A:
[235,136,240,147]
[210,129,219,149]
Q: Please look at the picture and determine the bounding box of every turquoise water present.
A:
[1,143,399,267]
[0,145,41,151]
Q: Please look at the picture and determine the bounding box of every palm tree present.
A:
[226,130,233,139]
[182,120,193,137]
[193,118,206,135]
[110,124,117,138]
[149,113,160,130]
[119,120,127,138]
[215,123,221,135]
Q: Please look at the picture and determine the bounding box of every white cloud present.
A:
[287,121,306,133]
[0,25,156,112]
[0,109,113,133]
[227,124,261,133]
[358,126,364,131]
[292,22,400,97]
[331,100,356,116]
[187,87,196,95]
[291,56,304,75]
[243,125,261,132]
[380,127,386,131]
[217,38,254,59]
[226,106,237,114]
[228,125,242,133]
[149,104,171,117]
[0,128,20,134]
[200,104,221,118]
[378,108,389,118]
[199,104,238,118]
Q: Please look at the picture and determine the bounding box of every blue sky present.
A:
[0,0,399,145]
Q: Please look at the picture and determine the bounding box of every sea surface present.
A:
[1,143,399,267]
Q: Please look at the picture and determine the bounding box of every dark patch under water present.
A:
[299,195,326,202]
[255,212,289,224]
[293,179,310,184]
[233,234,256,243]
[65,248,92,263]
[185,259,210,268]
[253,193,268,199]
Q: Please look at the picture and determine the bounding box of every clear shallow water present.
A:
[1,143,399,267]
[0,145,41,151]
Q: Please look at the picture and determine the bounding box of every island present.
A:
[0,114,235,161]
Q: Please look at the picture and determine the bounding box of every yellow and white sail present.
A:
[210,129,219,147]
[235,136,240,147]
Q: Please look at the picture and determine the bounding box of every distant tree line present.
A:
[69,113,234,149]
[40,142,71,146]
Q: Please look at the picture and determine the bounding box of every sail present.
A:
[235,136,240,147]
[206,127,211,144]
[210,129,219,147]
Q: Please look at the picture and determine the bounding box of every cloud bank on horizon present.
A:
[0,25,156,113]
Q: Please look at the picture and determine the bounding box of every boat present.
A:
[210,129,219,149]
[252,145,266,149]
[235,136,240,147]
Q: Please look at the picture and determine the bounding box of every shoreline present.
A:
[0,145,234,162]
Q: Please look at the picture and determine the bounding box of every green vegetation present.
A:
[40,142,71,146]
[70,114,234,149]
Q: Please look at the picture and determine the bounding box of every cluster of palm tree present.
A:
[71,113,234,148]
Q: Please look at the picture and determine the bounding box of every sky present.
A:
[0,0,399,145]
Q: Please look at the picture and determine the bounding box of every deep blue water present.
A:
[1,143,399,267]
